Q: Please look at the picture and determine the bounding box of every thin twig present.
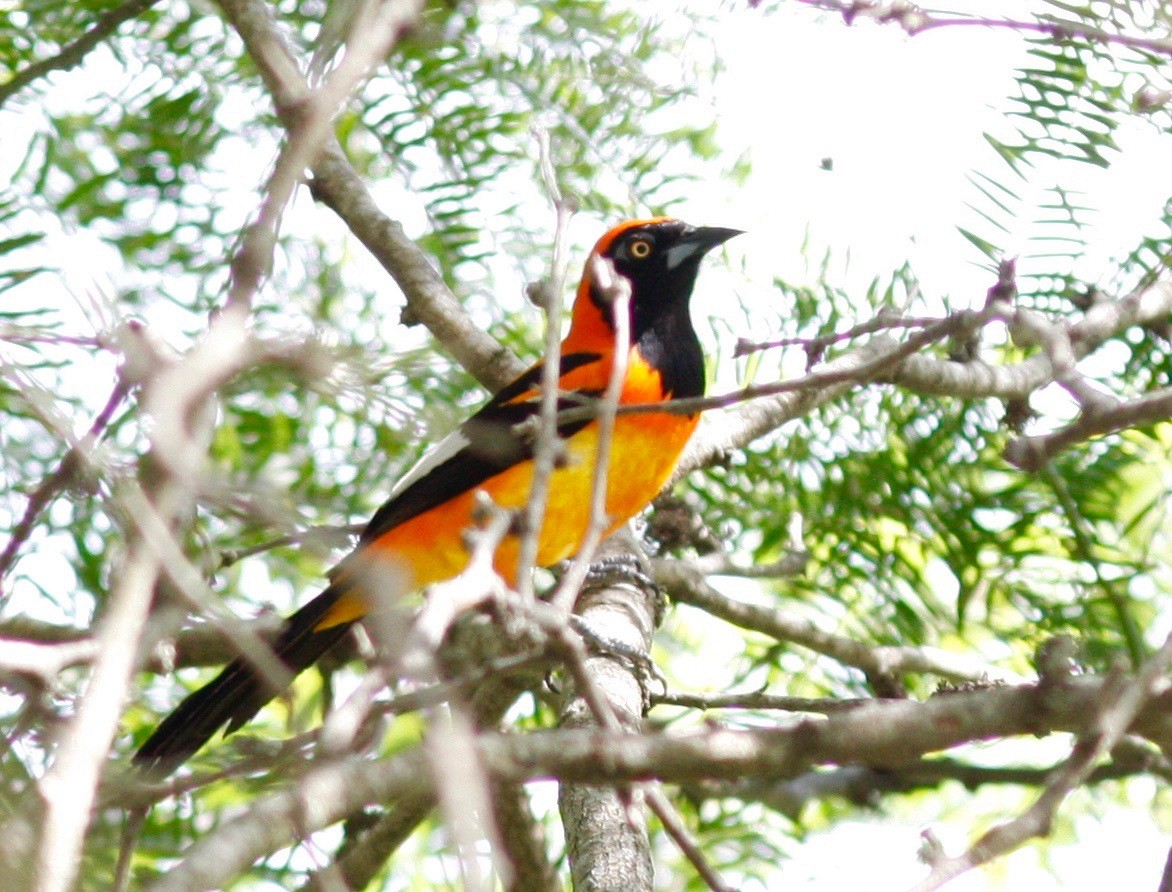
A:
[0,379,128,583]
[654,557,1015,684]
[214,523,360,571]
[654,688,867,714]
[549,258,632,615]
[562,308,978,422]
[316,499,513,758]
[0,0,163,109]
[516,135,574,598]
[734,313,941,359]
[796,0,1172,57]
[685,549,810,580]
[644,785,736,892]
[119,481,293,693]
[0,326,104,348]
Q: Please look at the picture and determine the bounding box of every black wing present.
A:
[358,352,601,543]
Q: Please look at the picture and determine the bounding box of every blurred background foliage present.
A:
[0,0,1170,888]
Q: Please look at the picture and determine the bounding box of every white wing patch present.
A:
[387,427,472,500]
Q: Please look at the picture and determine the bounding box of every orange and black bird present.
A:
[134,218,740,774]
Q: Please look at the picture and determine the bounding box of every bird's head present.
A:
[569,218,741,350]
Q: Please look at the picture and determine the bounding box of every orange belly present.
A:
[324,410,697,625]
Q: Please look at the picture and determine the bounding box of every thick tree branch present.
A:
[557,534,659,892]
[215,0,522,390]
[142,673,1172,891]
[1006,385,1172,471]
[690,744,1172,820]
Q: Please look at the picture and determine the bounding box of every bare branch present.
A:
[653,688,867,714]
[796,0,1172,57]
[1006,386,1172,472]
[139,673,1172,890]
[490,780,560,892]
[692,746,1172,820]
[515,148,575,598]
[0,638,100,684]
[0,614,287,672]
[653,557,1015,684]
[910,632,1172,892]
[734,312,941,360]
[679,280,1172,477]
[24,0,430,877]
[892,281,1172,400]
[216,0,522,389]
[644,785,735,892]
[0,0,163,109]
[0,379,127,584]
[676,334,893,478]
[616,308,978,419]
[684,549,810,580]
[221,0,424,314]
[549,260,633,615]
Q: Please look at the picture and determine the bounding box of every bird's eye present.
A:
[629,238,652,259]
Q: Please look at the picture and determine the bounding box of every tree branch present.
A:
[689,745,1171,820]
[796,0,1172,58]
[0,379,127,585]
[910,632,1172,892]
[141,673,1172,890]
[0,0,163,110]
[653,557,1013,684]
[215,0,523,390]
[1006,385,1172,472]
[678,280,1172,478]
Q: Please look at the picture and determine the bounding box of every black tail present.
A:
[134,584,355,776]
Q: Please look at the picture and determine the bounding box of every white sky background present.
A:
[2,1,1171,889]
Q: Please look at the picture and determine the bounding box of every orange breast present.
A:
[318,347,697,629]
[365,410,696,588]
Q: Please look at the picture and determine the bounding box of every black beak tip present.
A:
[693,225,744,250]
[665,223,744,270]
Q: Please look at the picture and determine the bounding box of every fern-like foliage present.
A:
[962,0,1172,318]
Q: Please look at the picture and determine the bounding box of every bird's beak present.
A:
[665,225,744,270]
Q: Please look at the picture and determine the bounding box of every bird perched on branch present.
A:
[135,217,740,774]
